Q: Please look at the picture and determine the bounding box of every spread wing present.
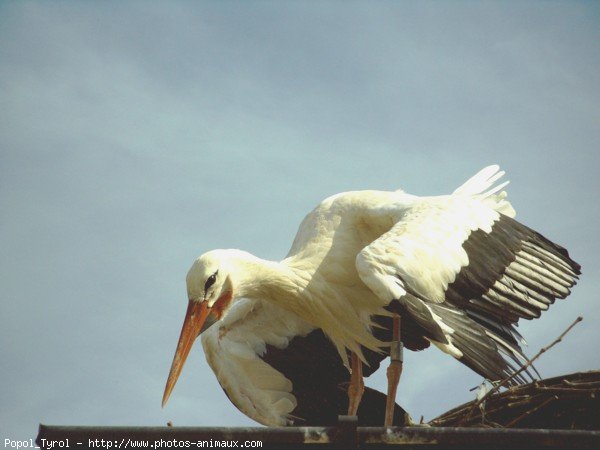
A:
[357,166,581,383]
[201,298,312,426]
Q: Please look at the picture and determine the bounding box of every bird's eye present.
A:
[204,271,218,292]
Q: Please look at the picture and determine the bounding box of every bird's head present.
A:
[187,250,235,316]
[162,250,237,407]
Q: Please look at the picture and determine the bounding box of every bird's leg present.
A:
[385,312,403,426]
[347,352,364,416]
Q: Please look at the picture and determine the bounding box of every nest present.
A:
[430,370,600,430]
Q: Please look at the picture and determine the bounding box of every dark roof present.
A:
[37,418,600,450]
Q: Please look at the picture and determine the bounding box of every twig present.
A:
[458,316,583,426]
[506,398,534,408]
[533,386,600,394]
[563,379,600,388]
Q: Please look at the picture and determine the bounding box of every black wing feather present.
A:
[437,214,580,383]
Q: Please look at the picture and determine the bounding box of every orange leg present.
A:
[385,313,403,426]
[347,352,364,416]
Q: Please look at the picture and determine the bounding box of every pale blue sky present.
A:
[1,0,599,440]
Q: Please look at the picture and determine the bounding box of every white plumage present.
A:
[163,165,580,425]
[201,298,314,425]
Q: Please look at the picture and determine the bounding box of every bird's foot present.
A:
[347,353,364,416]
[384,359,403,426]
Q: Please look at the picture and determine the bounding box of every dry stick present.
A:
[458,316,583,426]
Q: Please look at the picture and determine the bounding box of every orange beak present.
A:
[162,300,211,407]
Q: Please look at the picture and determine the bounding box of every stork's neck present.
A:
[226,250,306,303]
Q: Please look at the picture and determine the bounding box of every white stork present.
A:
[162,165,580,426]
